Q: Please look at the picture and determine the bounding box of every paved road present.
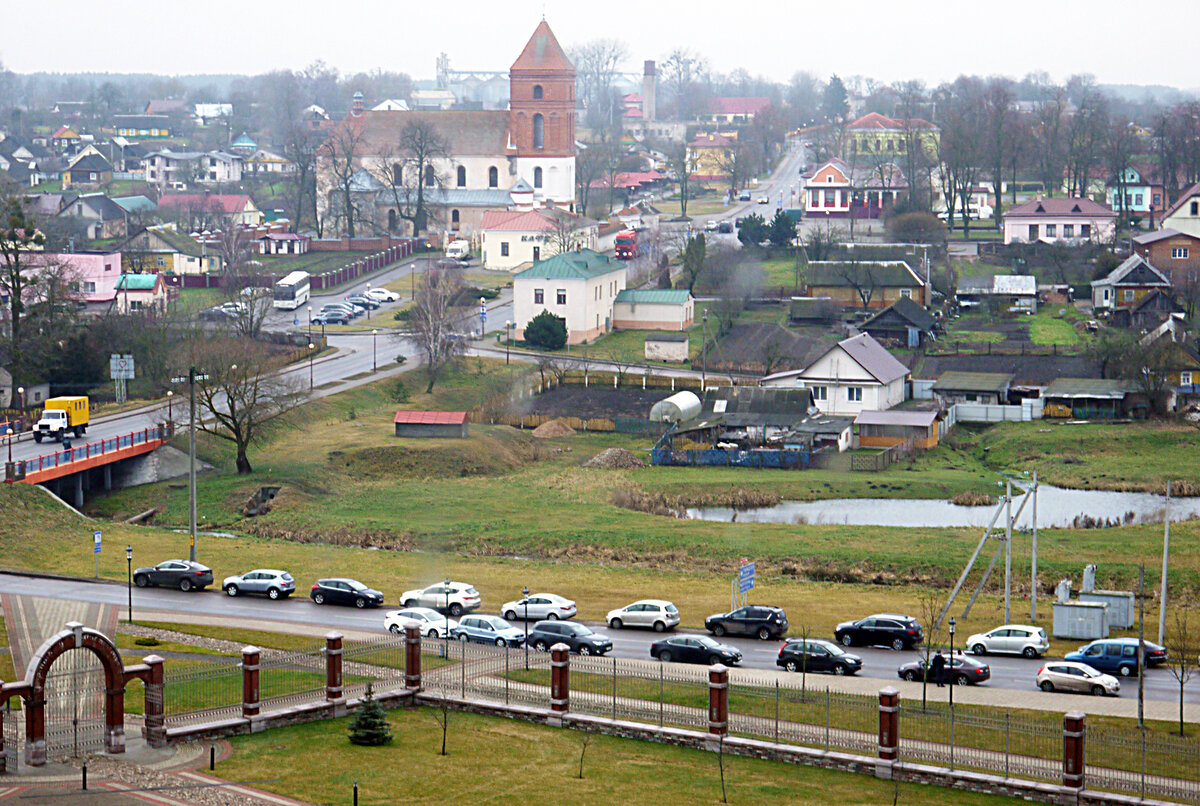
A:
[2,573,1191,707]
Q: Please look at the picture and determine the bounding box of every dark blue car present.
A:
[1064,638,1168,677]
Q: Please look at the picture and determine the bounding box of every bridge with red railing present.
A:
[3,424,174,485]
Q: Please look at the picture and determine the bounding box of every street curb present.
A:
[0,569,124,586]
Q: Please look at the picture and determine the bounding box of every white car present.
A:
[399,581,482,616]
[221,569,295,600]
[606,599,680,632]
[501,593,577,621]
[966,624,1050,658]
[1036,661,1120,696]
[757,196,769,204]
[384,607,456,638]
[365,287,400,302]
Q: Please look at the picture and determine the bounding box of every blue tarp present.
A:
[650,448,810,469]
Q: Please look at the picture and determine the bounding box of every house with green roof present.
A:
[513,248,627,344]
[113,272,169,314]
[612,288,694,331]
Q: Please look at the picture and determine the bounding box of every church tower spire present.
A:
[509,21,575,159]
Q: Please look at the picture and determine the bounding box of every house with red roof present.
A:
[801,158,908,219]
[1001,197,1117,245]
[706,97,771,124]
[686,132,739,180]
[480,205,598,271]
[844,112,939,162]
[156,193,263,228]
[393,410,469,439]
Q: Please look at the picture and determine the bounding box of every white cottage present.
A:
[759,332,908,416]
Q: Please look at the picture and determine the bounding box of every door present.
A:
[678,638,701,663]
[853,619,876,644]
[807,644,832,673]
[527,597,550,619]
[727,607,750,635]
[422,586,443,608]
[244,572,266,595]
[43,649,106,762]
[533,246,540,262]
[1081,644,1105,670]
[627,604,649,627]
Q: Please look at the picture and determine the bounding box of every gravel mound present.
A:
[584,447,647,469]
[532,418,576,438]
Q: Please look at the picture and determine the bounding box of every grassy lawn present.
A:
[173,288,225,315]
[214,707,1021,806]
[1027,311,1083,346]
[759,254,806,291]
[944,328,1004,343]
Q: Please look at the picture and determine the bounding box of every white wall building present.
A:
[513,248,626,344]
[480,204,598,272]
[760,333,909,416]
[144,150,244,187]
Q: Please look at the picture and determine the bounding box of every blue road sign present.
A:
[93,531,102,554]
[738,561,755,593]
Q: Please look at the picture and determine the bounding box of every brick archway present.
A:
[0,621,165,769]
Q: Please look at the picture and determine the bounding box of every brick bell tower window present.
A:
[533,114,544,149]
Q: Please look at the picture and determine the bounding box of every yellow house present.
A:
[844,113,939,162]
[686,132,738,180]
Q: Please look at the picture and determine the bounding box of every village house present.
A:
[58,193,127,239]
[118,224,225,275]
[155,193,264,228]
[800,157,908,219]
[1001,197,1117,244]
[1160,183,1200,238]
[956,274,1038,313]
[1105,167,1164,220]
[112,115,172,139]
[61,151,113,190]
[803,260,928,308]
[704,97,772,125]
[112,273,170,314]
[479,198,598,271]
[760,332,909,416]
[855,409,940,450]
[1132,228,1200,283]
[51,125,81,151]
[512,248,625,345]
[932,371,1013,405]
[843,112,940,162]
[1110,289,1180,331]
[686,131,738,180]
[859,296,937,348]
[1090,254,1172,311]
[144,150,244,188]
[612,288,694,331]
[32,251,122,304]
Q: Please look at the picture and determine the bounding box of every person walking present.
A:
[930,650,946,688]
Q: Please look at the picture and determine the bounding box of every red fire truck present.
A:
[615,229,638,260]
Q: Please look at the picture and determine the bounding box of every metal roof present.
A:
[514,249,623,280]
[615,289,691,305]
[836,333,909,384]
[393,410,469,425]
[854,410,938,427]
[932,371,1014,393]
[1042,378,1139,400]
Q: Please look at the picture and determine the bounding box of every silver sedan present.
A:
[1036,661,1120,696]
[501,593,577,621]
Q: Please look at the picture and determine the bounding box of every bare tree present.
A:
[575,140,617,220]
[0,188,48,391]
[667,142,697,218]
[1105,120,1139,226]
[319,122,367,238]
[1163,603,1196,736]
[374,118,452,238]
[1065,83,1109,199]
[661,48,709,121]
[916,590,947,710]
[185,335,304,474]
[408,266,466,393]
[1031,89,1069,197]
[576,730,593,779]
[714,140,750,196]
[982,78,1015,229]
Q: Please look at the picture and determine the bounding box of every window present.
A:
[424,165,435,186]
[533,85,543,100]
[1063,224,1074,237]
[1080,224,1091,237]
[810,190,820,207]
[488,166,499,188]
[456,166,466,187]
[534,288,543,304]
[450,209,460,230]
[534,167,543,188]
[1172,247,1190,259]
[556,289,566,305]
[83,281,95,293]
[900,288,912,299]
[1192,201,1199,216]
[533,113,544,149]
[847,387,862,402]
[810,386,827,401]
[1182,371,1193,386]
[1134,193,1143,206]
[501,242,510,257]
[1028,224,1039,240]
[823,189,835,206]
[1045,224,1057,237]
[392,164,402,185]
[1123,289,1135,302]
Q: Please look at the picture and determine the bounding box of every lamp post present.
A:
[308,342,315,390]
[443,577,452,659]
[505,321,513,364]
[948,617,956,708]
[125,546,133,623]
[169,370,207,563]
[307,305,312,340]
[166,390,173,426]
[16,386,24,427]
[372,329,378,372]
[522,584,530,670]
[701,312,708,391]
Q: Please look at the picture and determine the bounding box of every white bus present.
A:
[273,271,311,310]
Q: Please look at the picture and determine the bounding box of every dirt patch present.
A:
[241,521,416,551]
[509,386,670,420]
[583,448,646,469]
[532,418,576,438]
[951,491,997,506]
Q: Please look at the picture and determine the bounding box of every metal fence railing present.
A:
[727,675,878,755]
[1088,725,1200,803]
[571,656,709,730]
[162,660,243,727]
[900,703,1060,783]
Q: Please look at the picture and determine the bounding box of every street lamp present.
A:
[166,390,174,426]
[126,546,133,624]
[443,577,452,659]
[522,585,530,670]
[701,313,708,391]
[948,617,957,707]
[505,321,513,364]
[16,386,24,426]
[308,342,315,390]
[307,305,312,340]
[372,329,378,373]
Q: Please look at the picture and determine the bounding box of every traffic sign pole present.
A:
[93,530,102,578]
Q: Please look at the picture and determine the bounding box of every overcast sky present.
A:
[6,0,1197,90]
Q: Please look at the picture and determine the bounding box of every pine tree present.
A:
[348,684,393,746]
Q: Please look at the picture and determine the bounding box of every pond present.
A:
[687,483,1200,529]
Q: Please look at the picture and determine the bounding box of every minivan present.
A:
[1065,638,1168,677]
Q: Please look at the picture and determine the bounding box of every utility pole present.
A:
[1138,564,1146,729]
[701,311,708,391]
[1159,480,1170,646]
[1031,471,1039,621]
[1004,479,1012,623]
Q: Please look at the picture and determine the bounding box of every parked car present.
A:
[1036,661,1120,696]
[450,615,525,647]
[776,639,862,675]
[966,624,1050,658]
[737,191,752,201]
[222,569,295,599]
[133,560,213,592]
[310,578,385,608]
[321,303,360,318]
[527,620,612,655]
[365,288,400,302]
[385,607,456,637]
[704,220,719,232]
[1065,638,1168,677]
[897,653,991,686]
[345,294,379,310]
[312,312,349,326]
[218,301,248,315]
[606,600,680,632]
[757,196,769,204]
[198,306,237,321]
[650,635,741,666]
[399,581,481,616]
[501,592,577,621]
[717,221,734,233]
[705,605,788,640]
[834,614,923,650]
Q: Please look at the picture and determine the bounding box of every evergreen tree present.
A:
[348,684,393,746]
[768,209,796,250]
[822,75,849,122]
[524,310,567,350]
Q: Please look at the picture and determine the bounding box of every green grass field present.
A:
[1027,312,1083,345]
[214,707,1022,806]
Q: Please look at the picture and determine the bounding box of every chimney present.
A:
[642,60,657,122]
[351,91,364,117]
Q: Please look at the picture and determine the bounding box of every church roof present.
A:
[510,20,574,74]
[338,110,511,157]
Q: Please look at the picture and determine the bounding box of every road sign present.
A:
[738,561,755,593]
[93,531,102,554]
[109,354,135,380]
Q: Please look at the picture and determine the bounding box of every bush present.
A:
[524,310,567,350]
[347,683,393,746]
[388,378,410,403]
[134,636,160,647]
[737,213,768,247]
[886,212,947,245]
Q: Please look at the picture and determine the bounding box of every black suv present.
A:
[777,639,862,676]
[834,613,923,650]
[705,606,789,640]
[527,621,613,655]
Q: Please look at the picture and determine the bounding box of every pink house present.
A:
[29,251,122,303]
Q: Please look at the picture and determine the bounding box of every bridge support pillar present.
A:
[73,474,83,509]
[103,465,112,491]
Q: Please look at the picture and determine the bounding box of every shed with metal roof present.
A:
[393,410,469,438]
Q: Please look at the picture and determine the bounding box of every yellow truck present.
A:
[33,396,90,443]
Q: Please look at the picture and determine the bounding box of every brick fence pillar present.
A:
[404,623,422,690]
[142,654,166,748]
[1063,711,1086,790]
[242,646,260,719]
[24,696,45,766]
[550,643,570,714]
[325,633,343,705]
[708,664,728,736]
[878,686,900,761]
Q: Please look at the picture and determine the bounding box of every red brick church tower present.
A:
[509,21,575,158]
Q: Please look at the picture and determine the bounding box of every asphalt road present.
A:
[1,573,1191,706]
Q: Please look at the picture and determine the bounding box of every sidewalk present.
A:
[1,594,118,673]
